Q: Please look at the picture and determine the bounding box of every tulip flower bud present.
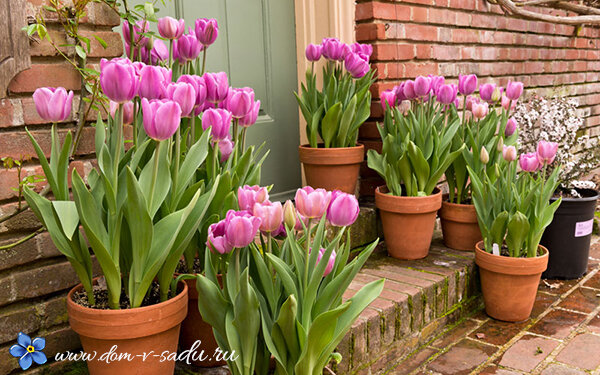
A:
[316,248,336,277]
[344,52,369,79]
[479,83,496,102]
[480,146,489,164]
[491,86,502,103]
[394,83,406,102]
[138,65,170,100]
[519,152,541,172]
[253,201,283,233]
[429,75,445,94]
[403,80,416,100]
[305,44,322,62]
[239,100,260,127]
[166,82,197,117]
[224,87,254,118]
[496,136,504,152]
[501,95,516,111]
[100,58,138,103]
[351,42,373,58]
[414,76,431,97]
[202,108,232,140]
[502,145,517,162]
[150,39,169,65]
[109,100,134,125]
[458,74,478,95]
[505,80,524,101]
[207,220,233,255]
[536,140,559,165]
[505,117,517,136]
[195,18,219,47]
[436,84,458,105]
[238,185,269,212]
[157,16,185,40]
[327,191,360,227]
[33,87,74,123]
[295,186,332,219]
[204,72,229,104]
[472,102,489,119]
[141,98,182,141]
[380,90,396,112]
[224,210,261,249]
[321,38,348,61]
[175,29,202,63]
[283,200,297,229]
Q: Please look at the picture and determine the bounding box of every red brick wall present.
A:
[356,0,600,196]
[0,1,121,373]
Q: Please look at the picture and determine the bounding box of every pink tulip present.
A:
[502,145,517,162]
[344,52,369,78]
[204,72,229,104]
[505,117,517,136]
[351,43,373,58]
[141,98,181,141]
[122,20,150,48]
[428,75,445,94]
[393,83,406,102]
[465,95,477,111]
[458,74,478,95]
[403,80,416,100]
[295,186,332,219]
[238,185,269,212]
[399,100,411,114]
[519,152,540,172]
[380,89,396,111]
[253,201,283,233]
[109,100,134,125]
[202,108,232,140]
[479,83,496,102]
[305,44,322,62]
[150,39,169,65]
[138,65,170,100]
[536,141,558,165]
[505,80,524,101]
[157,17,185,40]
[218,138,234,162]
[195,18,219,47]
[414,76,431,97]
[224,210,261,248]
[316,248,336,277]
[239,100,260,127]
[327,191,360,227]
[100,58,138,103]
[224,87,254,118]
[471,101,489,119]
[174,29,202,63]
[321,38,348,61]
[166,82,196,117]
[501,94,517,111]
[33,87,73,122]
[436,84,458,105]
[207,220,233,255]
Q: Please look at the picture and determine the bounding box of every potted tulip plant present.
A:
[515,95,600,279]
[367,76,465,259]
[468,141,561,321]
[196,187,384,375]
[441,78,523,250]
[296,39,375,194]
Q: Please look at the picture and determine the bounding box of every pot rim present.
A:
[299,143,364,150]
[441,193,474,207]
[299,143,365,165]
[552,188,600,203]
[475,241,548,275]
[375,185,442,213]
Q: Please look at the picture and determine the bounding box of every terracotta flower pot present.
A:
[179,276,225,367]
[66,281,188,375]
[439,198,482,251]
[375,185,442,260]
[475,241,548,322]
[298,144,364,194]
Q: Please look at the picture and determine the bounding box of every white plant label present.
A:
[575,219,593,237]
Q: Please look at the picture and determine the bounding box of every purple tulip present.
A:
[195,18,219,47]
[403,80,416,100]
[109,100,134,125]
[429,75,445,95]
[224,210,261,248]
[505,80,524,101]
[316,248,336,277]
[536,140,558,165]
[157,17,185,40]
[472,101,489,119]
[141,98,181,141]
[436,84,458,105]
[239,100,260,128]
[100,58,138,103]
[218,138,234,162]
[174,30,202,63]
[295,186,332,219]
[344,52,369,79]
[207,220,233,255]
[204,72,229,104]
[122,20,150,48]
[150,39,169,65]
[414,76,431,97]
[505,117,517,136]
[380,89,396,111]
[202,108,232,140]
[351,42,373,58]
[253,201,283,233]
[519,152,541,172]
[479,83,496,102]
[238,185,269,212]
[224,87,254,118]
[125,43,150,64]
[33,87,74,122]
[458,74,478,95]
[327,191,359,227]
[166,82,196,117]
[394,82,406,102]
[321,38,349,61]
[502,145,517,162]
[305,44,322,62]
[138,65,170,100]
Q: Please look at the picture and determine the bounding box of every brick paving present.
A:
[390,239,600,375]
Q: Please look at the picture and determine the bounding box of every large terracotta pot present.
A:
[439,198,482,251]
[179,276,225,367]
[375,185,442,260]
[298,144,364,194]
[66,281,188,375]
[475,241,548,322]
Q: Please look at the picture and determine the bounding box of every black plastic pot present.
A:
[541,188,599,279]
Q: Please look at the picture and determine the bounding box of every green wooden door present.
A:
[139,0,300,200]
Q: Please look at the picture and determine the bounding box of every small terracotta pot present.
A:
[298,144,364,194]
[475,241,548,322]
[439,198,482,251]
[66,281,188,375]
[179,276,225,367]
[375,185,442,260]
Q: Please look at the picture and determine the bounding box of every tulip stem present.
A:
[303,219,313,289]
[114,103,124,183]
[148,140,162,207]
[241,127,247,153]
[173,125,181,202]
[201,49,207,75]
[169,40,173,68]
